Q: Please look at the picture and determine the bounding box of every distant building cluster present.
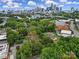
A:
[0,3,62,15]
[46,3,62,13]
[29,3,62,14]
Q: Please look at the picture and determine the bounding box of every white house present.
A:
[58,19,70,22]
[0,35,6,40]
[61,30,72,37]
[75,19,79,22]
[14,16,22,19]
[0,30,6,40]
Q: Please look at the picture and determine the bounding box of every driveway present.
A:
[70,21,79,37]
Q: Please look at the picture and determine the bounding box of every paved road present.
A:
[10,45,16,59]
[0,18,7,26]
[70,21,79,37]
[10,44,22,59]
[10,54,14,59]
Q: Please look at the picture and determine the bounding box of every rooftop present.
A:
[55,21,66,26]
[61,30,72,35]
[0,35,6,40]
[0,43,8,59]
[55,20,70,30]
[0,30,7,40]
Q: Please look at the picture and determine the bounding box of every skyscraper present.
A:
[60,7,62,12]
[71,7,75,13]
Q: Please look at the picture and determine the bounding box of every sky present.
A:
[0,0,79,10]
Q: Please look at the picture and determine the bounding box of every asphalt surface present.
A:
[70,21,79,37]
[10,45,16,59]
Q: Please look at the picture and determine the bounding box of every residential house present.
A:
[55,20,70,31]
[61,30,72,37]
[55,20,72,37]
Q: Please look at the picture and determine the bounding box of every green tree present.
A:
[16,43,32,59]
[46,24,55,32]
[6,18,17,29]
[7,28,22,46]
[30,41,43,56]
[40,47,63,59]
[17,27,27,36]
[40,34,53,47]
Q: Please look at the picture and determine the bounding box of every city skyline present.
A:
[0,0,79,11]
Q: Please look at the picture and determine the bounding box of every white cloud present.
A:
[2,2,20,8]
[7,2,20,8]
[37,4,46,9]
[41,0,58,5]
[58,5,64,7]
[27,1,36,7]
[40,5,46,9]
[2,5,9,8]
[7,1,13,7]
[60,0,67,3]
[67,2,72,4]
[45,0,58,7]
[59,0,79,5]
[1,0,13,4]
[67,1,79,4]
[45,0,57,4]
[1,0,22,8]
[13,3,20,8]
[19,3,22,6]
[24,6,33,10]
